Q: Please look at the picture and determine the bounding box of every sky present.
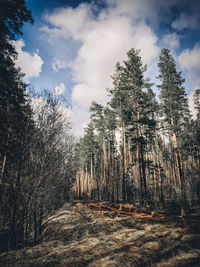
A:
[14,0,200,136]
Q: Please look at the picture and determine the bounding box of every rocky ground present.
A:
[1,201,200,266]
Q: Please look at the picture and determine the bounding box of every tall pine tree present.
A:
[157,48,190,212]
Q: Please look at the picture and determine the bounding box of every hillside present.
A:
[1,201,200,266]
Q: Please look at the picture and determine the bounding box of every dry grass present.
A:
[0,201,200,266]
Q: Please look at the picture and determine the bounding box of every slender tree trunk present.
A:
[171,116,188,214]
[121,120,127,202]
[135,121,145,205]
[0,155,7,184]
[78,171,81,199]
[172,129,183,184]
[140,142,147,205]
[0,132,10,184]
[34,210,37,244]
[156,138,165,208]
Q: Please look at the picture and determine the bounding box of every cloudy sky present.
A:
[15,0,200,136]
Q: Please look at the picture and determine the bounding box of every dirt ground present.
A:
[1,201,200,266]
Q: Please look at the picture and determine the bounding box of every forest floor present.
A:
[1,201,200,266]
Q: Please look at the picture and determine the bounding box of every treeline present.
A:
[73,48,200,215]
[0,1,75,250]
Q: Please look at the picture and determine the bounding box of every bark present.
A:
[0,155,7,184]
[170,116,188,214]
[0,132,10,184]
[121,120,127,201]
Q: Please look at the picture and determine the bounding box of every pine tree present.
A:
[192,89,200,163]
[90,102,110,200]
[109,49,157,204]
[73,122,99,199]
[0,0,34,249]
[0,0,33,60]
[108,61,129,201]
[0,0,33,184]
[157,48,190,211]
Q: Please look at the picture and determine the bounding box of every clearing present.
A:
[0,201,200,266]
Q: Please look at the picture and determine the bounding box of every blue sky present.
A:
[14,0,200,135]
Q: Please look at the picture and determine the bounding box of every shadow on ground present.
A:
[0,201,200,266]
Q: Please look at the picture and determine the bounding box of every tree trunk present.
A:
[171,116,188,214]
[0,155,7,184]
[121,120,127,201]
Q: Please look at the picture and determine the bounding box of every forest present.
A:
[0,0,200,253]
[72,48,200,213]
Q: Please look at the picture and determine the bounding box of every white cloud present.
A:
[178,44,200,70]
[54,83,66,95]
[51,57,68,72]
[172,13,199,30]
[162,33,180,49]
[178,44,200,89]
[178,44,200,117]
[105,0,157,22]
[14,39,44,79]
[41,1,160,136]
[70,105,90,137]
[44,4,94,41]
